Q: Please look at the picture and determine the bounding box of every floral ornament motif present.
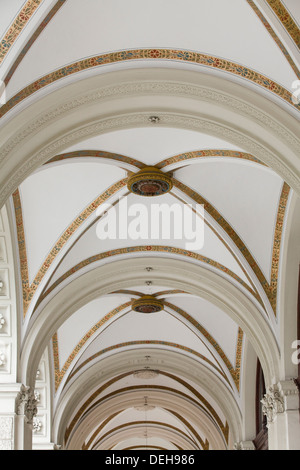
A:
[33,417,42,433]
[0,0,42,65]
[266,0,300,47]
[150,49,161,58]
[0,352,6,366]
[261,386,284,426]
[0,314,5,329]
[1,48,299,124]
[34,390,40,403]
[127,166,173,196]
[133,369,160,379]
[16,385,38,426]
[131,295,164,313]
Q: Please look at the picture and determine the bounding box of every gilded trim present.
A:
[4,0,66,85]
[53,302,132,389]
[0,0,42,66]
[0,48,299,121]
[12,189,30,312]
[161,372,229,444]
[47,149,265,170]
[13,179,127,316]
[13,154,289,318]
[265,0,300,48]
[44,148,267,302]
[58,296,241,394]
[246,0,299,77]
[55,338,227,392]
[82,411,121,450]
[42,245,258,306]
[173,178,290,315]
[86,388,210,450]
[92,420,203,450]
[157,149,266,170]
[269,181,290,308]
[65,371,132,443]
[65,372,228,445]
[164,301,243,391]
[45,150,145,170]
[168,409,209,450]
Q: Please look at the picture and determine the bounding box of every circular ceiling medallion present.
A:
[132,295,164,314]
[127,166,173,197]
[133,370,160,380]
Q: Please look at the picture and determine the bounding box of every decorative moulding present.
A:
[0,342,10,374]
[15,384,38,426]
[0,270,9,298]
[0,416,13,450]
[0,237,7,263]
[0,76,300,208]
[261,385,284,426]
[133,369,160,379]
[127,166,173,197]
[260,380,299,426]
[33,417,43,434]
[0,306,9,336]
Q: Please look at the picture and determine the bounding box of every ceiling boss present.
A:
[127,166,173,197]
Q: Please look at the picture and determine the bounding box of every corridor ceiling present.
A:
[0,0,299,450]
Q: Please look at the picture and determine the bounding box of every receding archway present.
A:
[21,256,280,395]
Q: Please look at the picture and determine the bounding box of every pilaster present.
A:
[0,383,37,450]
[261,379,300,450]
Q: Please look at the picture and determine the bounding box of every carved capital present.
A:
[261,385,284,426]
[234,441,255,450]
[15,384,38,425]
[261,379,299,427]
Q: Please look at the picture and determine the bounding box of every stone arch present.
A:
[0,68,299,209]
[21,256,280,391]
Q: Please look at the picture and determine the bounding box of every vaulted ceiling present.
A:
[0,0,299,450]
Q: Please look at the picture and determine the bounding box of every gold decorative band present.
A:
[131,295,164,313]
[1,48,299,122]
[0,0,42,65]
[265,0,300,48]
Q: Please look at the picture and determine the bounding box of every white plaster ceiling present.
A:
[19,161,126,283]
[63,128,246,164]
[175,160,284,281]
[4,0,298,100]
[2,0,298,450]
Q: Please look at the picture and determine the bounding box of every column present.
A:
[0,383,37,450]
